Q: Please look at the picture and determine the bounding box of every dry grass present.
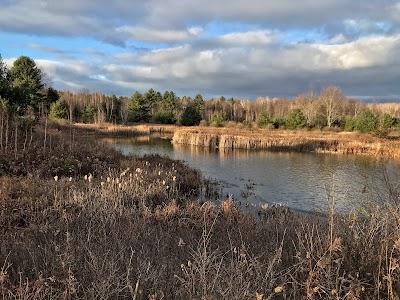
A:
[70,121,178,136]
[172,127,400,160]
[0,121,400,299]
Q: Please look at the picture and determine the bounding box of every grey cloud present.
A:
[35,31,399,99]
[2,0,399,100]
[2,0,399,44]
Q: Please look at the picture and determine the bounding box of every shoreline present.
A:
[172,127,400,160]
[56,121,400,160]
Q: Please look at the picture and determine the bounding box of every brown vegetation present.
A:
[0,121,400,299]
[61,121,178,137]
[172,127,400,160]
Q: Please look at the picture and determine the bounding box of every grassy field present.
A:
[0,121,400,299]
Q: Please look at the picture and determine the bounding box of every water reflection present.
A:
[106,136,400,214]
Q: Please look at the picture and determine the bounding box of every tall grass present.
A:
[172,127,400,160]
[0,121,399,299]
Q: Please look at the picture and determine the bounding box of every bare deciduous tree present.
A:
[319,86,346,127]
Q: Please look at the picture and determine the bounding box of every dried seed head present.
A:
[178,238,186,247]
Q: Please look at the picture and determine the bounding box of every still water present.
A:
[107,136,400,214]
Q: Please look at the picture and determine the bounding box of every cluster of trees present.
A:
[0,54,59,152]
[53,90,205,126]
[51,86,400,134]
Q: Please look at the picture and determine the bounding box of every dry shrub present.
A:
[199,120,208,127]
[224,121,238,128]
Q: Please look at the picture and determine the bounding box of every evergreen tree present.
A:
[180,105,202,126]
[163,90,176,112]
[355,111,378,133]
[0,54,8,100]
[193,94,205,119]
[9,56,45,113]
[49,100,69,119]
[128,91,149,122]
[285,108,307,129]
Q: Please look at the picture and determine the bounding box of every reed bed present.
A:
[172,128,400,159]
[71,122,178,136]
[0,121,400,299]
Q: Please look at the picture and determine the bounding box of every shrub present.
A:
[152,111,176,124]
[82,104,96,123]
[380,113,395,129]
[49,100,68,120]
[199,120,208,127]
[344,117,356,132]
[257,112,271,128]
[355,110,378,133]
[285,108,307,129]
[272,117,285,129]
[210,113,227,127]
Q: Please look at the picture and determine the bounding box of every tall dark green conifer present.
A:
[9,56,45,112]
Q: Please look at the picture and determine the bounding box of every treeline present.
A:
[54,87,400,134]
[1,54,400,137]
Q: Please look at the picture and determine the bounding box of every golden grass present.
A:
[73,123,178,135]
[173,127,400,159]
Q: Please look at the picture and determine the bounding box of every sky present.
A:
[1,0,399,101]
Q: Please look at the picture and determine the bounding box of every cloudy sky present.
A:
[1,0,399,101]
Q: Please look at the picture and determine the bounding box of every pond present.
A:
[106,135,400,214]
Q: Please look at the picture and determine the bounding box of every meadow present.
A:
[0,121,400,299]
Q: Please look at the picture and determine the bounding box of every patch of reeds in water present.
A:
[172,128,400,159]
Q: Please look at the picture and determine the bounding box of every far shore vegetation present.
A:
[1,55,400,299]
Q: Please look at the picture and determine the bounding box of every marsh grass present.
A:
[172,127,400,160]
[0,121,400,299]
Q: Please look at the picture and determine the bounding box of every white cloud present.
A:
[219,31,275,46]
[314,35,400,69]
[116,27,199,43]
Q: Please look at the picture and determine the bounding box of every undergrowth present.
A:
[0,121,399,299]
